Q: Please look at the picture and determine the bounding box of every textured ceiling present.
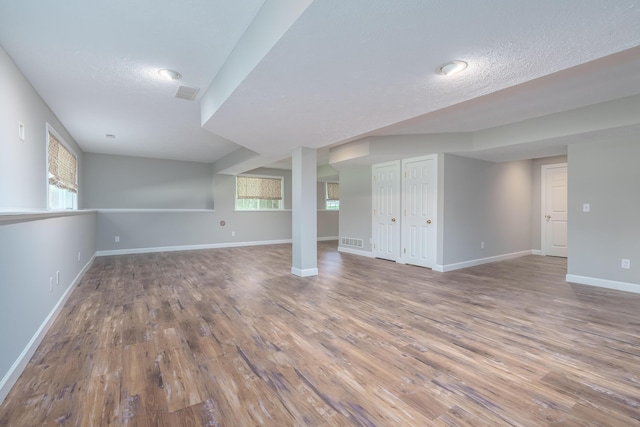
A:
[1,0,639,166]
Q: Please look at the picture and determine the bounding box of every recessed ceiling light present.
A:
[158,69,182,80]
[438,61,468,76]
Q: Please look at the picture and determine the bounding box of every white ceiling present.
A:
[1,0,639,168]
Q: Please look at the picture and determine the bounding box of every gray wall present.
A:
[0,45,83,209]
[0,214,96,397]
[337,155,534,264]
[338,165,372,252]
[83,153,214,209]
[442,155,533,265]
[0,45,97,400]
[530,155,567,251]
[568,139,640,284]
[89,162,338,252]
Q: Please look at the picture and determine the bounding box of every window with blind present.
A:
[235,175,283,210]
[47,124,78,210]
[325,182,339,210]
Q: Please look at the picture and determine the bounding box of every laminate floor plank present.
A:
[1,242,640,426]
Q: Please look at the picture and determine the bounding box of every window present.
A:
[235,175,283,210]
[47,124,78,210]
[325,182,339,210]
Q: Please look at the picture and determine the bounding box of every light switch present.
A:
[582,203,590,212]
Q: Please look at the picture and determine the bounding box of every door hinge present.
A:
[404,248,406,254]
[373,243,376,249]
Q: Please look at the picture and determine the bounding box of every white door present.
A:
[543,164,568,257]
[402,155,437,268]
[372,161,401,261]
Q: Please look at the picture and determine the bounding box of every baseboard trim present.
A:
[291,267,319,277]
[439,250,533,272]
[338,246,374,258]
[531,249,544,256]
[96,238,340,256]
[96,240,295,256]
[0,254,96,404]
[565,274,640,294]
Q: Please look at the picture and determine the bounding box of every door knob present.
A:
[426,219,432,224]
[391,218,396,223]
[545,214,551,221]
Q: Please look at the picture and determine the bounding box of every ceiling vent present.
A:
[175,85,200,101]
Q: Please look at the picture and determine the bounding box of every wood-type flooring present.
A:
[1,241,639,426]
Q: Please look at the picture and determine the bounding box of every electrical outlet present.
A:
[115,236,120,243]
[480,241,485,249]
[621,259,631,269]
[583,203,590,213]
[232,231,236,237]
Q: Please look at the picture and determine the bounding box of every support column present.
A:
[291,147,318,277]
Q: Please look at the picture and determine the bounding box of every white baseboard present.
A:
[291,267,319,277]
[96,239,295,256]
[96,238,340,257]
[338,246,374,258]
[0,254,96,404]
[438,250,533,272]
[531,249,544,256]
[566,274,640,294]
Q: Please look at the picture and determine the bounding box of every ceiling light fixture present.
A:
[438,60,468,76]
[158,69,182,80]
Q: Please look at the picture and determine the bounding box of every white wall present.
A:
[567,139,640,289]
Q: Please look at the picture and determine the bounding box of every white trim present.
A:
[0,209,96,223]
[291,267,319,277]
[531,249,544,256]
[96,209,215,213]
[540,163,568,256]
[234,209,291,212]
[566,274,640,294]
[438,250,533,272]
[0,254,96,404]
[96,239,294,256]
[338,246,374,258]
[318,236,338,241]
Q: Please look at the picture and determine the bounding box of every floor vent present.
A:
[341,237,363,248]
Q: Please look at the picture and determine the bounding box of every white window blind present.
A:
[48,131,78,193]
[236,176,282,200]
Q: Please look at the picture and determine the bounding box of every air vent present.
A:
[341,237,363,248]
[175,85,200,101]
